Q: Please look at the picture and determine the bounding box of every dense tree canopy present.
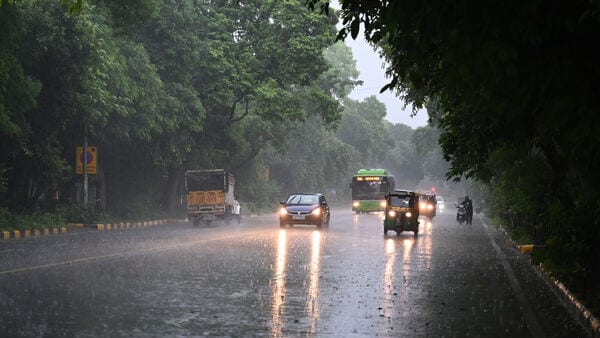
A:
[0,0,344,215]
[2,0,434,221]
[311,0,600,300]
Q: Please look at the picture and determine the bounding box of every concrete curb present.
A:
[495,222,600,337]
[70,219,183,231]
[1,227,68,240]
[1,218,190,240]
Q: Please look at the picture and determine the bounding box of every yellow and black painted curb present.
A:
[1,218,188,240]
[1,227,68,240]
[495,222,600,338]
[72,219,169,231]
[517,244,546,254]
[68,219,186,231]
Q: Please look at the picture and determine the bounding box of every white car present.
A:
[436,195,446,211]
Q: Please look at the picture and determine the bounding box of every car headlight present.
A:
[406,212,412,218]
[279,207,288,216]
[388,210,396,217]
[311,208,321,216]
[380,201,387,208]
[352,201,359,207]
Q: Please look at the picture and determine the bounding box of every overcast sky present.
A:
[344,36,429,129]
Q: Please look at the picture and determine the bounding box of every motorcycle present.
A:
[456,204,466,224]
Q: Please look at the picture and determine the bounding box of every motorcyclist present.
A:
[463,195,473,225]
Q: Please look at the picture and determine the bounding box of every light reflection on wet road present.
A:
[0,208,590,337]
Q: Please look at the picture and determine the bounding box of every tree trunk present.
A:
[97,165,106,212]
[167,166,182,216]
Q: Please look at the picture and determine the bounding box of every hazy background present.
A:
[345,36,429,129]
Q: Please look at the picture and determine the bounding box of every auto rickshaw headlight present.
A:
[279,207,288,216]
[388,210,396,218]
[311,207,321,216]
[406,212,412,218]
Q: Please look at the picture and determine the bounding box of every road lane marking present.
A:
[0,231,263,276]
[480,217,544,338]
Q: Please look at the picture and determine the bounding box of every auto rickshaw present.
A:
[419,193,437,219]
[383,190,420,236]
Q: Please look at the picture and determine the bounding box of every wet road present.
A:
[0,208,590,337]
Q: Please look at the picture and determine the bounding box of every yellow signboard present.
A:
[76,146,97,174]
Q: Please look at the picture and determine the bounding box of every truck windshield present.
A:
[186,174,224,191]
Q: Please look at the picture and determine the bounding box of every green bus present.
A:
[349,169,395,213]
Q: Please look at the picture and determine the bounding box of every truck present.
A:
[184,169,241,225]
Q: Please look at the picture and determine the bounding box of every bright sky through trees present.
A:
[345,35,429,128]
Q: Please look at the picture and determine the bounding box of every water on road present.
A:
[0,208,589,337]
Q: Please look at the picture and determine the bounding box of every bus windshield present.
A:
[351,180,389,200]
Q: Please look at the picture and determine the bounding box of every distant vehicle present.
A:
[349,169,395,213]
[279,193,330,229]
[419,193,436,219]
[383,189,420,237]
[436,195,446,211]
[456,201,467,224]
[184,169,241,225]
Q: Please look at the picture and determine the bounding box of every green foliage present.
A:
[320,42,362,99]
[0,207,12,230]
[0,207,66,231]
[56,203,96,224]
[336,96,387,161]
[325,0,600,304]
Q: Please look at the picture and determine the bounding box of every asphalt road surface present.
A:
[0,207,590,337]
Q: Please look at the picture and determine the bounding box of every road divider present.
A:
[2,219,189,240]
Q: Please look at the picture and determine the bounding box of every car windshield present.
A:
[286,194,319,205]
[389,195,411,207]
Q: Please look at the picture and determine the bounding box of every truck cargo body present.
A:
[185,169,237,224]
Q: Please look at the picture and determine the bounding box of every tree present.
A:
[0,3,42,197]
[336,96,388,167]
[314,0,600,296]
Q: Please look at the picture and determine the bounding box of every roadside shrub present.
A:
[14,214,62,231]
[0,207,15,231]
[0,209,66,231]
[56,203,96,223]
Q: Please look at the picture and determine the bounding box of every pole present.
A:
[83,123,88,205]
